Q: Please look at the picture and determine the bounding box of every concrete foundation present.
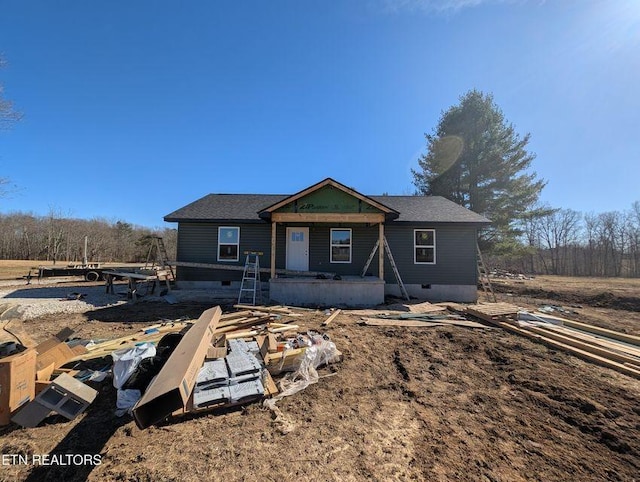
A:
[385,283,477,303]
[269,276,384,307]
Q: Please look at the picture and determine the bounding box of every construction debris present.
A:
[3,304,342,430]
[11,373,97,428]
[6,296,638,434]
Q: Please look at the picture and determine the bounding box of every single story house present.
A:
[164,178,491,306]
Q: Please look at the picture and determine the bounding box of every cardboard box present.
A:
[34,328,77,381]
[0,348,36,426]
[132,306,221,429]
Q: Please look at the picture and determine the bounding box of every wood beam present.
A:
[271,212,385,223]
[378,223,384,281]
[271,221,277,279]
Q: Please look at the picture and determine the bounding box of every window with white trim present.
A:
[414,229,435,264]
[330,228,352,263]
[218,227,240,261]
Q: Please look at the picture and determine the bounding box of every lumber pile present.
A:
[465,302,640,379]
[466,302,520,321]
[361,310,490,329]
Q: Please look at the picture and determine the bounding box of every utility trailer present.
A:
[33,263,112,282]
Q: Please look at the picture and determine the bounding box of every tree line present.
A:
[0,211,177,264]
[506,202,640,277]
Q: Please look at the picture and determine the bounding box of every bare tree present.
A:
[537,209,582,275]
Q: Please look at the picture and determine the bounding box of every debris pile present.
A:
[1,304,342,430]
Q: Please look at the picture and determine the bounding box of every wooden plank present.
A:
[524,325,640,366]
[264,347,306,363]
[322,309,342,326]
[271,221,276,280]
[362,319,448,328]
[362,318,488,329]
[268,325,299,334]
[267,333,278,354]
[234,305,292,314]
[535,313,640,347]
[262,369,279,396]
[173,261,336,278]
[407,302,448,314]
[220,310,254,321]
[467,303,519,320]
[487,319,640,380]
[225,330,259,340]
[271,212,385,223]
[544,325,640,358]
[378,222,384,280]
[102,270,158,280]
[214,318,266,335]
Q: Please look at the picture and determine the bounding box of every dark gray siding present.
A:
[176,222,272,282]
[176,221,477,285]
[384,224,478,285]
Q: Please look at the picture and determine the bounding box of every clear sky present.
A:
[0,0,638,228]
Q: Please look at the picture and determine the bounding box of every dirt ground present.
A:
[0,274,639,482]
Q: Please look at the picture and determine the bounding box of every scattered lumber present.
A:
[322,309,341,326]
[524,325,640,368]
[535,313,640,347]
[362,318,488,329]
[362,318,448,328]
[406,301,448,314]
[470,304,640,379]
[234,305,293,314]
[466,302,520,321]
[491,319,640,379]
[542,325,640,359]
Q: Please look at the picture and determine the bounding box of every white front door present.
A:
[286,227,309,271]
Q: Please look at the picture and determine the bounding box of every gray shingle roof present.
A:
[164,193,490,224]
[370,196,491,223]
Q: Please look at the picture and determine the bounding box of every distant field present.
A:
[0,260,42,279]
[0,260,140,280]
[508,274,640,297]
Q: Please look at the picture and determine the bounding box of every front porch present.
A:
[269,275,385,307]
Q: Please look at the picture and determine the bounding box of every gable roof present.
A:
[164,193,491,224]
[258,178,399,218]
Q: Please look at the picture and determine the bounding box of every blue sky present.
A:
[0,0,638,228]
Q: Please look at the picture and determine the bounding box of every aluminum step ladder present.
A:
[238,251,263,306]
[476,242,497,302]
[361,237,410,301]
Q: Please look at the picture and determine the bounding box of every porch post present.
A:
[378,222,384,281]
[270,221,277,279]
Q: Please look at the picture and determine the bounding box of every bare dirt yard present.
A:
[0,269,639,482]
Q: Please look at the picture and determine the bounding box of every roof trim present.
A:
[257,178,399,220]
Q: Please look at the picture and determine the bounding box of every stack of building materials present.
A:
[4,304,340,430]
[193,338,265,410]
[466,302,640,379]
